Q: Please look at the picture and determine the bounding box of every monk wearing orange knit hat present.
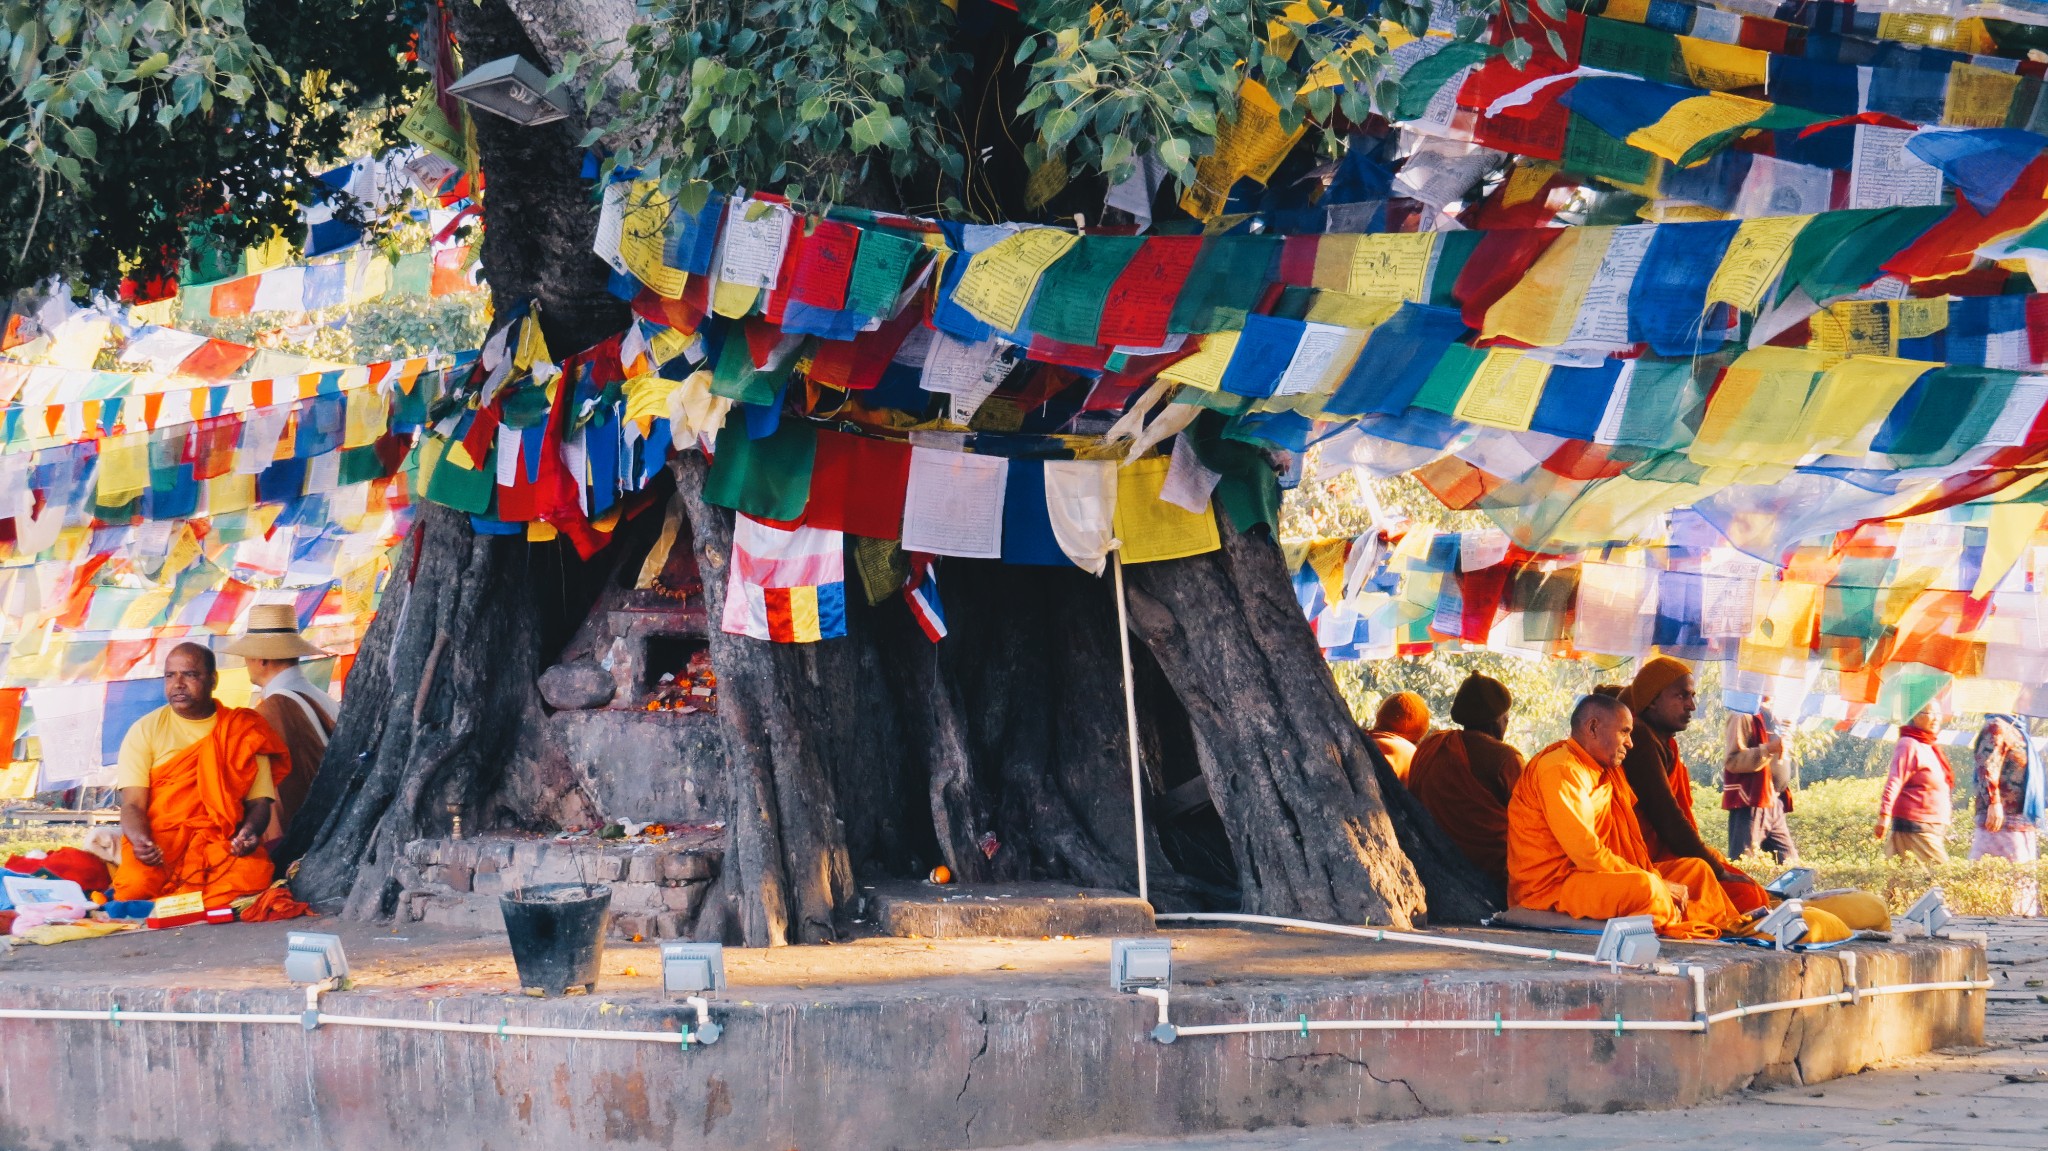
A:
[1367,692,1431,783]
[1507,693,1751,938]
[1617,656,1773,913]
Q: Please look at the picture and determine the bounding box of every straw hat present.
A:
[222,603,327,660]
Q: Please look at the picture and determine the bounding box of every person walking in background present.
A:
[1969,714,2042,916]
[1723,695,1797,864]
[1876,701,1954,864]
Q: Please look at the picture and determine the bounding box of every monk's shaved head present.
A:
[167,641,216,677]
[163,642,219,719]
[1571,693,1634,769]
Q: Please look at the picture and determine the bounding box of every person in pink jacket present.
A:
[1875,701,1956,864]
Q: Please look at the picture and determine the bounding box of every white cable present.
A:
[1154,911,1614,966]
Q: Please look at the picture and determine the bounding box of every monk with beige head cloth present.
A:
[1617,655,1773,913]
[1507,693,1751,938]
[1408,673,1523,886]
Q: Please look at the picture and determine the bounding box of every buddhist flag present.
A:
[721,513,847,644]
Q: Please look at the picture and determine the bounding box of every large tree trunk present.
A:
[289,0,1497,934]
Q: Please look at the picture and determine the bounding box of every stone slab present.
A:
[867,880,1155,938]
[0,920,1986,1151]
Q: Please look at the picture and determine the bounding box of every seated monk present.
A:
[1408,673,1524,887]
[1368,692,1431,783]
[1507,693,1751,939]
[1617,656,1772,913]
[114,642,291,907]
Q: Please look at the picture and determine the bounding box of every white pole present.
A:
[1112,551,1149,904]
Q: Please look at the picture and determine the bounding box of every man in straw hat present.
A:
[224,603,338,840]
[113,642,289,906]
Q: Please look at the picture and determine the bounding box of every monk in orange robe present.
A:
[114,643,290,907]
[1507,693,1750,939]
[1408,673,1524,887]
[1618,656,1772,913]
[1368,692,1431,783]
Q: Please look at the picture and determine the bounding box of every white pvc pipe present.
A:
[1173,1018,1705,1036]
[1154,911,1614,966]
[0,1006,701,1045]
[1112,551,1149,905]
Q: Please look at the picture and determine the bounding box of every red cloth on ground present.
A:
[4,847,112,892]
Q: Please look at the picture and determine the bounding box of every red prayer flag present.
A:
[0,688,20,760]
[789,219,860,312]
[210,277,259,317]
[177,339,257,380]
[1098,236,1203,349]
[1279,235,1320,287]
[430,245,473,295]
[806,429,912,539]
[1454,228,1563,330]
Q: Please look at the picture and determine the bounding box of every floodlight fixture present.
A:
[1593,914,1660,967]
[1110,937,1172,993]
[1764,867,1817,901]
[660,941,727,995]
[1902,887,1951,938]
[284,931,349,984]
[1755,899,1809,950]
[445,56,573,127]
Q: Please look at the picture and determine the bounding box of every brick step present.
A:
[394,830,724,941]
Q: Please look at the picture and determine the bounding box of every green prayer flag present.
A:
[394,250,433,296]
[1410,343,1488,415]
[711,328,788,406]
[702,413,816,522]
[1025,235,1145,346]
[1395,42,1495,122]
[1562,114,1655,188]
[1611,359,1710,449]
[1778,206,1945,306]
[423,440,495,515]
[339,443,388,486]
[1168,236,1281,334]
[1579,17,1677,84]
[1428,231,1485,308]
[1885,366,2018,467]
[845,228,923,317]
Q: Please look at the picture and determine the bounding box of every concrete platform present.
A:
[0,917,1986,1151]
[865,880,1155,938]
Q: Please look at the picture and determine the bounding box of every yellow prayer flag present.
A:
[343,388,389,450]
[1626,93,1770,165]
[1689,347,1835,467]
[711,281,759,319]
[1808,301,1894,357]
[96,432,149,503]
[1311,234,1359,293]
[1179,81,1308,221]
[1974,503,2048,598]
[1738,579,1820,677]
[1604,0,1651,22]
[951,228,1079,333]
[1113,455,1221,564]
[1157,331,1240,392]
[1451,349,1551,431]
[206,473,255,516]
[618,182,692,300]
[1676,36,1769,91]
[1798,356,1934,458]
[1705,214,1810,313]
[1481,226,1613,345]
[1348,233,1436,300]
[117,589,172,630]
[1301,292,1401,330]
[1893,297,1949,341]
[1943,63,2022,129]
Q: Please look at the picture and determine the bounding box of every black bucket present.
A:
[500,882,612,996]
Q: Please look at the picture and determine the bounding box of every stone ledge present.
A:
[394,832,723,941]
[866,880,1155,938]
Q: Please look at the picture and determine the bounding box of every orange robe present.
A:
[1370,731,1418,783]
[113,707,288,907]
[1506,738,1750,939]
[1623,731,1770,913]
[1408,729,1524,886]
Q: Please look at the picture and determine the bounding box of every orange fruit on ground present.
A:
[929,865,952,885]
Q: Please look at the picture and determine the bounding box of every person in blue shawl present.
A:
[1970,715,2044,916]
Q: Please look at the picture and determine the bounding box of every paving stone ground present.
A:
[1023,917,2048,1151]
